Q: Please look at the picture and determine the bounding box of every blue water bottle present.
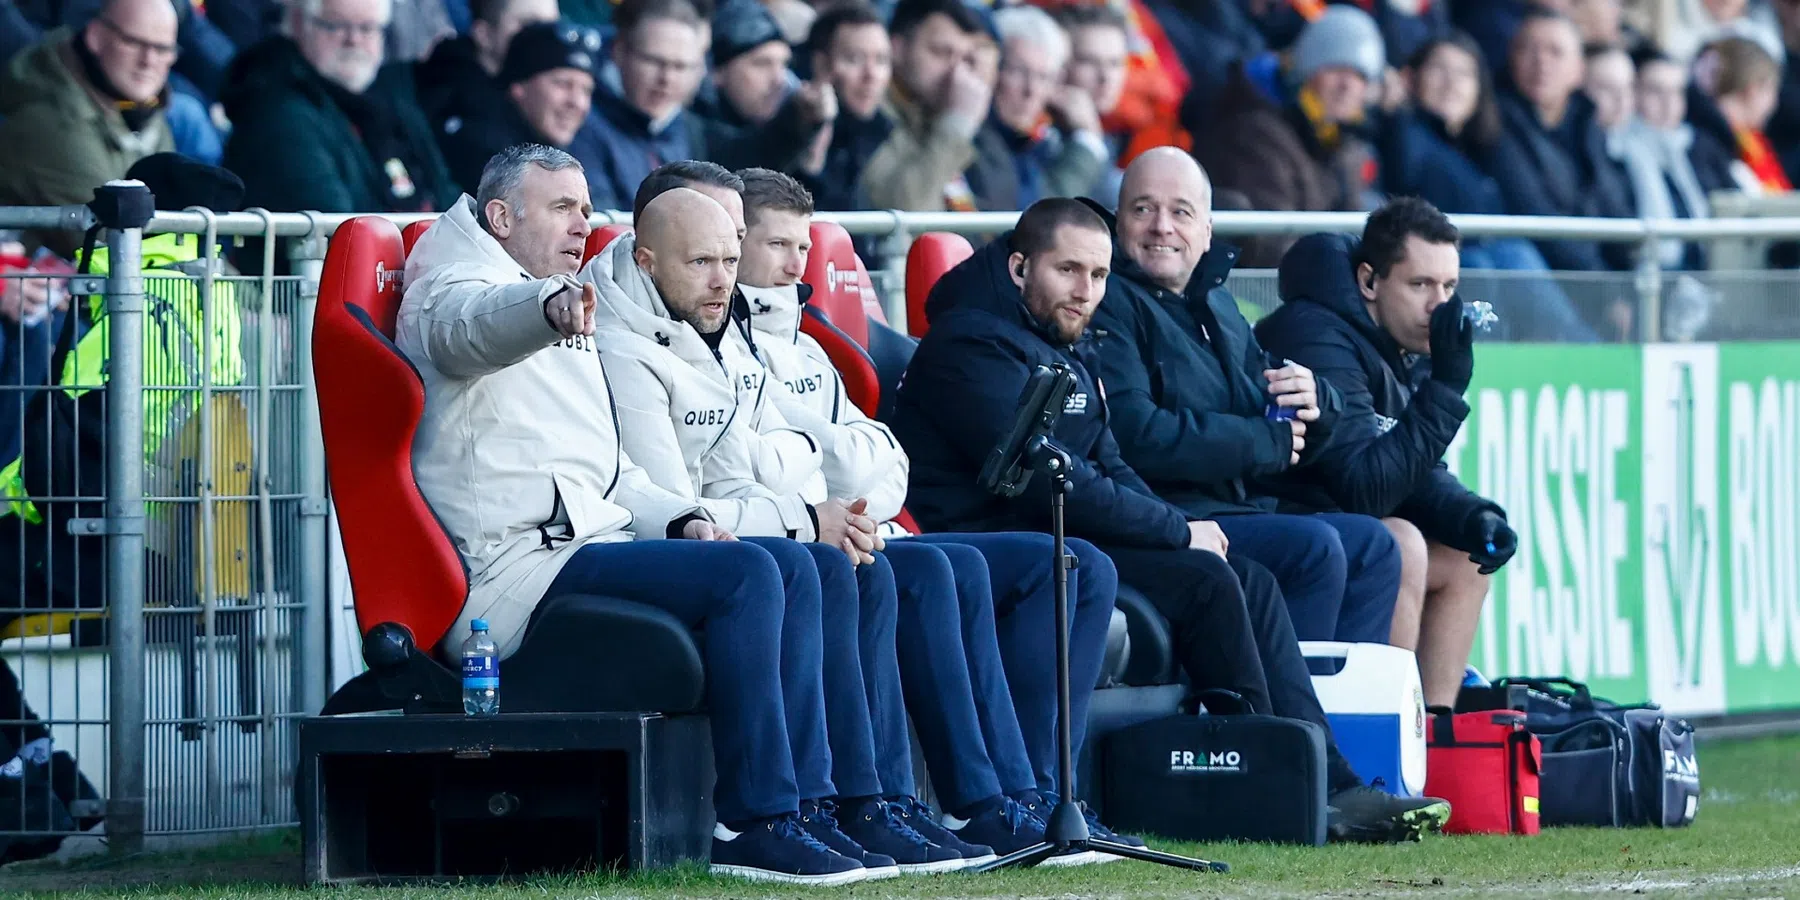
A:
[461,618,500,716]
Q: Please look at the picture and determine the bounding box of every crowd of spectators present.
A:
[4,0,1800,335]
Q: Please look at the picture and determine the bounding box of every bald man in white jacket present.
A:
[589,173,1121,871]
[732,167,1141,852]
[396,145,863,886]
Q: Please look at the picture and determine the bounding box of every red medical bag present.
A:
[1423,708,1541,835]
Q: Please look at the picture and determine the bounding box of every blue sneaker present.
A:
[943,797,1100,867]
[711,813,868,885]
[836,797,966,874]
[1463,665,1490,688]
[887,796,997,868]
[798,800,900,880]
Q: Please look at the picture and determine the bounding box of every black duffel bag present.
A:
[1101,691,1329,845]
[1458,677,1698,828]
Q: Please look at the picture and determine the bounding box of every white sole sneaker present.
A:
[1037,849,1104,868]
[957,852,999,869]
[710,863,870,886]
[897,857,974,876]
[861,864,902,881]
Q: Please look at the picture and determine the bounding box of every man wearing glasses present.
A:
[0,0,178,232]
[221,0,458,215]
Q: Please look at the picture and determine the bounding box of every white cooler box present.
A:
[1300,642,1426,797]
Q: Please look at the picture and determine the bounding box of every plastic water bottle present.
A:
[461,619,500,716]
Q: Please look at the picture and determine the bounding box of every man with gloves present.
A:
[1254,197,1517,708]
[397,143,860,885]
[732,166,1141,854]
[582,162,1082,870]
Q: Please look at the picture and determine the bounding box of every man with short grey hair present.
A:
[967,4,1107,210]
[221,0,458,212]
[398,144,866,886]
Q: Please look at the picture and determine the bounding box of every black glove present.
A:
[1467,511,1517,575]
[1428,297,1475,393]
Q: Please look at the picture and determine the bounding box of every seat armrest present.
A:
[504,596,707,714]
[1115,584,1178,687]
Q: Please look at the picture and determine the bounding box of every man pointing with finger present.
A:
[399,144,864,884]
[1084,148,1403,648]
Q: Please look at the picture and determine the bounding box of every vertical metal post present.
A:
[877,212,911,333]
[1635,231,1664,343]
[98,181,153,856]
[290,226,328,718]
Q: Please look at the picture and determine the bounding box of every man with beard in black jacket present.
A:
[1085,147,1402,650]
[890,197,1452,844]
[1255,198,1517,709]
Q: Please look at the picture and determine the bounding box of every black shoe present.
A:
[888,796,997,868]
[1326,786,1452,844]
[944,797,1101,867]
[711,813,868,885]
[837,797,966,874]
[798,800,900,879]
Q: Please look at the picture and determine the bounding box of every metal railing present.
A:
[1,199,328,857]
[1,199,1798,856]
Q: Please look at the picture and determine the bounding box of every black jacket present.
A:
[1084,203,1342,519]
[1483,90,1637,272]
[888,232,1192,550]
[1254,233,1504,549]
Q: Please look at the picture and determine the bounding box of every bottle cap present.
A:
[471,618,489,632]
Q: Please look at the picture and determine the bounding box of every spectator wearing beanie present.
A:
[1194,4,1386,268]
[438,21,598,190]
[416,0,558,130]
[0,0,178,250]
[966,4,1107,210]
[690,0,834,172]
[221,0,456,213]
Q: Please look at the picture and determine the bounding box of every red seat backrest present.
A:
[316,216,469,653]
[400,219,436,256]
[800,307,880,418]
[854,256,888,325]
[584,223,634,262]
[905,232,973,338]
[802,221,871,348]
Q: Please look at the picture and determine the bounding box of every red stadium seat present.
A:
[905,232,973,338]
[315,216,467,654]
[400,219,435,256]
[854,256,887,325]
[584,223,634,262]
[801,307,880,418]
[802,221,871,348]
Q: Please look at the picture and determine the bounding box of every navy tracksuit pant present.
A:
[1213,512,1401,645]
[904,533,1116,800]
[744,538,887,800]
[535,539,821,825]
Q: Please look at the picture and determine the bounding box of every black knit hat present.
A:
[500,21,603,86]
[124,153,246,212]
[711,0,784,68]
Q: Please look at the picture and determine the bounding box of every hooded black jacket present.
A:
[1084,201,1343,519]
[887,231,1192,550]
[1254,233,1504,549]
